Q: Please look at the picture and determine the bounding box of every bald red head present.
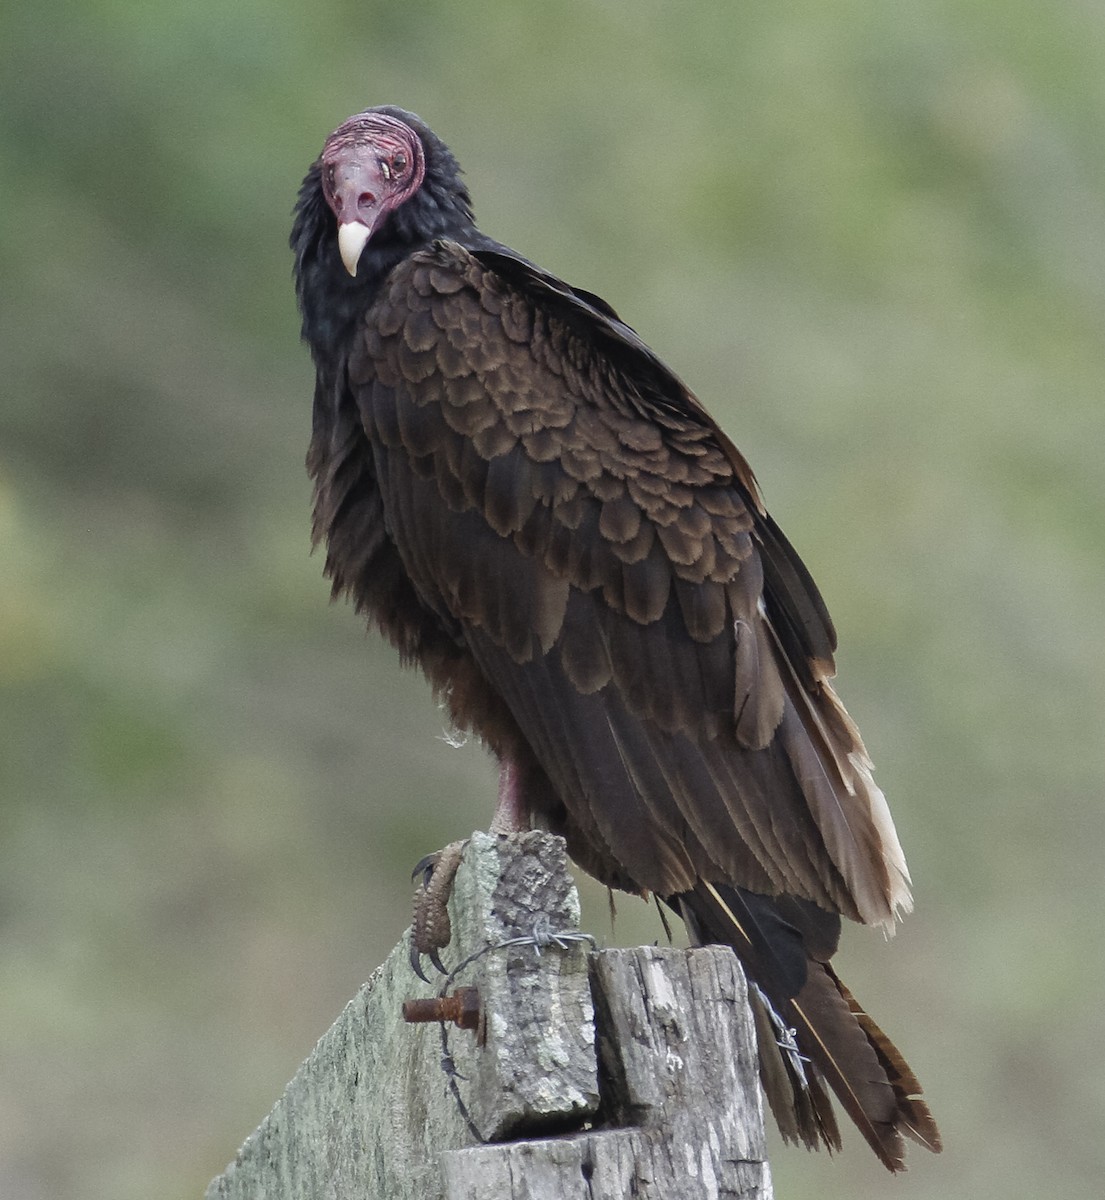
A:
[320,112,427,274]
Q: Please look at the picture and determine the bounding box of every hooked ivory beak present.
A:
[338,222,372,277]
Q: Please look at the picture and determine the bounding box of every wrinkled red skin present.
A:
[320,113,426,235]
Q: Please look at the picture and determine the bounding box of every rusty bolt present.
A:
[402,986,481,1032]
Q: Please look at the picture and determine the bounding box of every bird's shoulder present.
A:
[354,239,758,589]
[358,237,721,433]
[349,238,835,673]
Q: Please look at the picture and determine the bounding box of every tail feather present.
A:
[789,964,909,1170]
[676,880,940,1171]
[829,967,942,1154]
[748,979,840,1154]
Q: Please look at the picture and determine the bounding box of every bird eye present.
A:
[393,153,407,173]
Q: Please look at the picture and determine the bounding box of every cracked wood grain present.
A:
[206,832,771,1200]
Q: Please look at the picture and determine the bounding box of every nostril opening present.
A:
[358,192,376,207]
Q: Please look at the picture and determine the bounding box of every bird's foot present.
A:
[410,839,467,982]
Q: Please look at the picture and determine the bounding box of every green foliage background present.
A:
[2,2,1103,1196]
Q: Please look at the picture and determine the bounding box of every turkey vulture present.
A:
[291,106,940,1170]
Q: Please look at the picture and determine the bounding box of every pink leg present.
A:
[489,758,531,834]
[410,757,530,979]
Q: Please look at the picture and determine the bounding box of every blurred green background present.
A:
[2,2,1103,1197]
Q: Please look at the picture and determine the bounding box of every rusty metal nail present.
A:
[402,986,481,1031]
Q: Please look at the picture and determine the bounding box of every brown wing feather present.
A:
[348,240,906,923]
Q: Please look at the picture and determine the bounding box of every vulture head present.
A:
[315,106,475,277]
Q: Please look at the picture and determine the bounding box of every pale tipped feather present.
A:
[761,601,914,929]
[846,749,913,921]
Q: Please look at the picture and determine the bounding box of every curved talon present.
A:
[410,941,432,984]
[408,944,448,984]
[411,852,440,886]
[409,943,451,985]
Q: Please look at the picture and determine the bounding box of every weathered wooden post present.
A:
[207,831,773,1200]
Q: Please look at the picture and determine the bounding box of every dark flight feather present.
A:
[292,106,938,1170]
